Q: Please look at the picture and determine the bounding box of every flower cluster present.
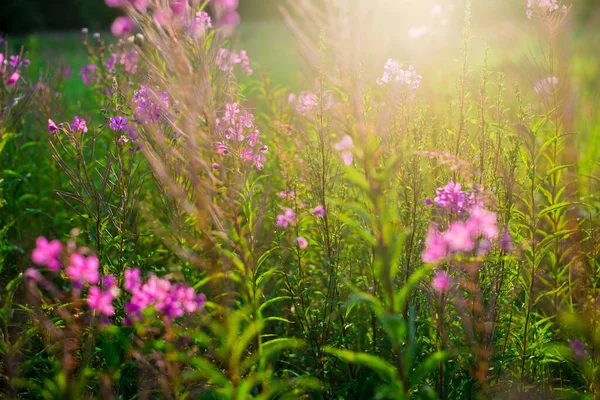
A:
[216,48,253,76]
[109,116,139,146]
[106,48,139,75]
[278,189,295,200]
[32,237,62,271]
[526,0,567,19]
[80,64,97,85]
[28,237,119,316]
[424,181,480,214]
[88,276,121,316]
[47,116,89,135]
[28,237,206,320]
[190,11,212,36]
[288,91,318,116]
[422,205,503,264]
[376,59,422,91]
[123,268,207,322]
[276,208,296,228]
[214,103,267,170]
[133,84,172,124]
[1,51,30,87]
[533,76,559,95]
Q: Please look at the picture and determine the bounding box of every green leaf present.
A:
[323,346,399,382]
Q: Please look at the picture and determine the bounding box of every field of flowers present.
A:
[1,0,600,398]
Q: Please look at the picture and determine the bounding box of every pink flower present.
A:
[191,11,212,36]
[432,271,451,293]
[127,0,148,11]
[66,253,100,286]
[111,16,135,37]
[6,72,20,85]
[216,10,241,35]
[215,0,239,10]
[32,237,62,271]
[88,286,117,316]
[124,273,206,322]
[170,0,186,14]
[334,135,354,166]
[443,222,475,252]
[105,0,120,6]
[468,206,499,240]
[124,268,141,291]
[294,91,318,115]
[25,268,42,281]
[278,189,295,200]
[297,236,308,249]
[276,208,296,228]
[70,116,88,133]
[422,225,447,265]
[313,205,325,217]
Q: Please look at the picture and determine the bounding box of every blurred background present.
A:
[0,0,598,107]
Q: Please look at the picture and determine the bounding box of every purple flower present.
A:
[570,340,587,361]
[109,116,128,132]
[66,253,100,286]
[32,237,62,271]
[432,181,478,214]
[500,232,514,252]
[80,64,97,85]
[9,55,21,69]
[432,271,451,293]
[133,84,170,124]
[70,116,88,133]
[48,119,59,133]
